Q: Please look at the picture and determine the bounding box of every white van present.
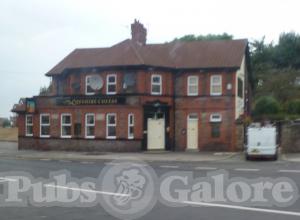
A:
[245,124,278,160]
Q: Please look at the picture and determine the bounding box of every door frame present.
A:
[142,100,170,151]
[187,113,199,150]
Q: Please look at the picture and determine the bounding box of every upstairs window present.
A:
[106,74,117,95]
[25,115,33,137]
[85,113,95,139]
[40,114,50,138]
[61,114,72,138]
[210,75,222,96]
[151,75,162,95]
[106,113,117,139]
[128,114,134,139]
[86,75,95,95]
[187,76,199,96]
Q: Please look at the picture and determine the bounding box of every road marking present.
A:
[0,177,18,182]
[234,168,260,172]
[182,200,300,217]
[278,170,300,173]
[40,159,51,161]
[44,184,129,197]
[80,161,94,164]
[105,162,120,166]
[160,165,179,169]
[194,167,217,170]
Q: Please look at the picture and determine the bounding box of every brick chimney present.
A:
[131,19,147,45]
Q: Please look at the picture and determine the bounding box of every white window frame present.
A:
[128,113,134,139]
[85,113,95,139]
[210,113,222,122]
[40,114,50,138]
[85,75,95,95]
[187,76,199,96]
[106,74,117,95]
[210,75,222,96]
[106,113,117,139]
[151,74,162,95]
[25,115,33,137]
[61,113,72,138]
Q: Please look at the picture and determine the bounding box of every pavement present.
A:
[1,141,300,163]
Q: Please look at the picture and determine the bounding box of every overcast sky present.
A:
[1,0,299,118]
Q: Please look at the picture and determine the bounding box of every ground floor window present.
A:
[61,114,72,138]
[128,113,134,139]
[106,113,116,139]
[85,113,95,138]
[210,113,222,138]
[40,114,50,138]
[211,123,221,138]
[25,115,33,136]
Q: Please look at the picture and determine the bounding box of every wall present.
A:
[174,71,238,151]
[19,137,141,152]
[281,122,300,153]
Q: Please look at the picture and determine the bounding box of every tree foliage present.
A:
[173,33,233,42]
[253,96,280,116]
[2,119,11,128]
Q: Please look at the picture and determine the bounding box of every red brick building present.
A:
[12,20,251,152]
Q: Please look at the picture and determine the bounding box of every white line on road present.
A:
[182,200,300,217]
[40,159,51,161]
[234,168,260,172]
[160,165,179,169]
[105,162,120,166]
[0,177,18,182]
[194,167,217,170]
[80,161,94,164]
[278,170,300,173]
[44,184,129,197]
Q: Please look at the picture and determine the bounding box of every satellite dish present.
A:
[90,75,103,90]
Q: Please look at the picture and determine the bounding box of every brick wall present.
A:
[281,122,300,153]
[19,137,141,152]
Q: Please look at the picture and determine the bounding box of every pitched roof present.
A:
[46,39,248,76]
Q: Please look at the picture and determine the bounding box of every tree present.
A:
[39,86,50,96]
[2,119,11,128]
[173,33,233,42]
[253,96,280,116]
[286,100,300,115]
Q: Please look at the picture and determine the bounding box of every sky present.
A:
[0,0,300,118]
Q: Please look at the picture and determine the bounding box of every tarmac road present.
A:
[0,157,300,220]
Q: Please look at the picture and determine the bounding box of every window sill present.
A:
[40,135,50,138]
[106,136,116,139]
[61,136,72,139]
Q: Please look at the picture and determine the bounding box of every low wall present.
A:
[18,137,142,152]
[281,122,300,153]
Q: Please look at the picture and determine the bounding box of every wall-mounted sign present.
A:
[56,96,126,106]
[26,99,36,113]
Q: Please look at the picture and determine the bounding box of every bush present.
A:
[253,96,280,116]
[286,100,300,115]
[2,119,11,128]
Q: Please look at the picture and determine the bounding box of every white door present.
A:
[187,114,198,150]
[147,118,165,150]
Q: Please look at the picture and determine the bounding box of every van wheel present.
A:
[245,154,250,161]
[273,153,278,161]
